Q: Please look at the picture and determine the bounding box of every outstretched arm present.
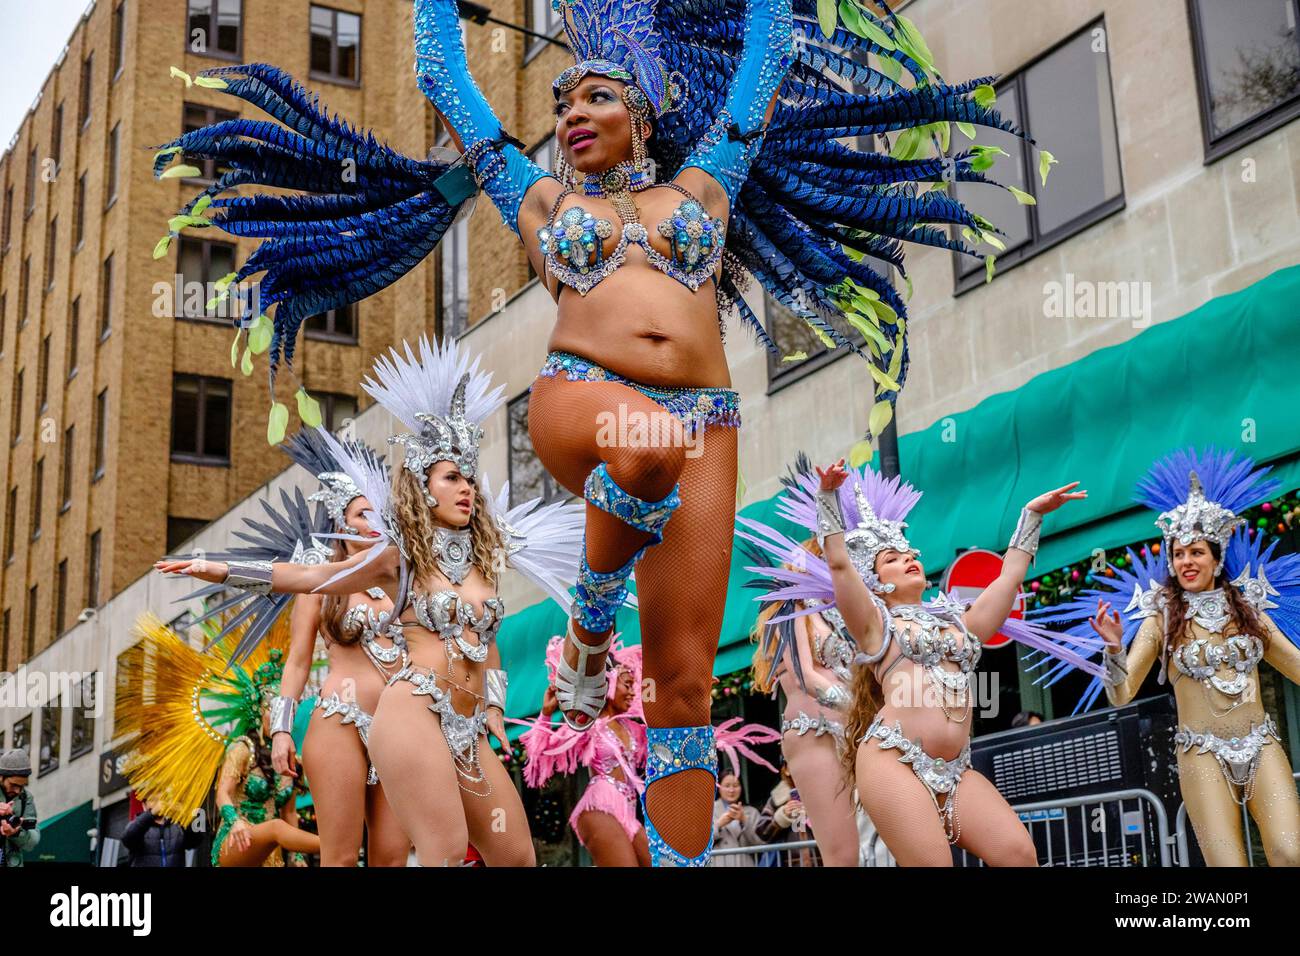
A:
[155,544,399,598]
[414,0,557,235]
[1261,612,1300,686]
[677,0,794,208]
[965,483,1087,641]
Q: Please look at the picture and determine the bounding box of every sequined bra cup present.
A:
[408,589,505,662]
[536,183,726,296]
[881,603,983,678]
[1172,635,1264,695]
[341,600,407,670]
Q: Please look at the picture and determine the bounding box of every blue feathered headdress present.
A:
[551,0,685,117]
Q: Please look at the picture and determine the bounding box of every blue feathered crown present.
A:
[1135,446,1280,573]
[550,0,685,117]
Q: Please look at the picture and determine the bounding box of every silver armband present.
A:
[815,489,846,541]
[1101,647,1128,688]
[1008,507,1043,561]
[269,696,297,736]
[815,684,851,709]
[224,560,274,596]
[485,668,508,711]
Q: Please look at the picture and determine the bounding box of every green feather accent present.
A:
[267,403,290,445]
[296,388,323,428]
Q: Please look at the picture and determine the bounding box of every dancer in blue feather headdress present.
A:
[152,0,1044,865]
[1033,447,1300,867]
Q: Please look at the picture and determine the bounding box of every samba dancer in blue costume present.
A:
[152,0,1042,863]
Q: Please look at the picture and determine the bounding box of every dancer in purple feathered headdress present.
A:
[739,455,1091,866]
[1034,446,1300,867]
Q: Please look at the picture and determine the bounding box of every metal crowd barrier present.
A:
[709,838,824,866]
[865,787,1174,867]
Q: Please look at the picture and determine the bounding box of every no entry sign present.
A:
[941,548,1023,648]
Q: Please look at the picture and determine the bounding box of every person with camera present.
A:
[0,750,39,867]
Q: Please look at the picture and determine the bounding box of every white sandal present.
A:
[554,621,613,731]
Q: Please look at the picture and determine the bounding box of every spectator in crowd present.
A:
[757,762,817,866]
[710,772,763,867]
[0,749,38,867]
[1011,711,1044,729]
[121,798,202,867]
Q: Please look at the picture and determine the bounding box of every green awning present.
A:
[497,265,1300,722]
[896,264,1300,573]
[33,800,95,864]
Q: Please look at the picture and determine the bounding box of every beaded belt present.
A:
[861,716,970,844]
[781,711,845,749]
[537,351,740,432]
[1174,716,1279,805]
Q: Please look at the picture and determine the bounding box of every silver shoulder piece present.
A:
[225,560,274,596]
[1232,566,1280,614]
[1124,579,1167,620]
[290,535,333,566]
[1008,507,1043,562]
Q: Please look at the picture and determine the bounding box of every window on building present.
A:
[87,530,102,609]
[67,297,80,378]
[507,391,566,506]
[18,256,29,326]
[310,5,361,83]
[112,2,127,79]
[304,302,357,342]
[37,335,50,412]
[1189,0,1300,160]
[187,0,242,58]
[31,459,43,541]
[2,185,11,250]
[182,104,238,182]
[4,487,15,562]
[56,558,68,634]
[439,216,470,337]
[100,253,113,338]
[43,217,57,293]
[79,53,94,128]
[93,388,108,479]
[166,517,209,552]
[25,148,37,217]
[51,102,64,172]
[10,368,23,444]
[25,585,38,660]
[105,123,121,207]
[74,172,86,247]
[525,0,566,61]
[61,425,75,510]
[113,641,142,737]
[39,696,61,775]
[12,714,31,756]
[70,674,95,759]
[177,237,237,319]
[951,20,1122,289]
[171,374,232,464]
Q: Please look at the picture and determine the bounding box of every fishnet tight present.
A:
[528,372,737,860]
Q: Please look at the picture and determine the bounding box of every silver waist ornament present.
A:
[781,711,845,750]
[862,717,971,844]
[317,693,379,784]
[397,667,491,794]
[1174,717,1279,805]
[433,526,474,584]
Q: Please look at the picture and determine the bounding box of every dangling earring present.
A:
[424,491,438,508]
[556,153,576,188]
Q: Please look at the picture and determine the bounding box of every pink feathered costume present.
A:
[520,637,648,845]
[520,637,781,848]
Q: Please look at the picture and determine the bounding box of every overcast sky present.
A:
[1,0,92,151]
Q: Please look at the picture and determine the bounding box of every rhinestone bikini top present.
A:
[1168,590,1264,693]
[407,589,505,646]
[536,182,725,297]
[880,600,983,677]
